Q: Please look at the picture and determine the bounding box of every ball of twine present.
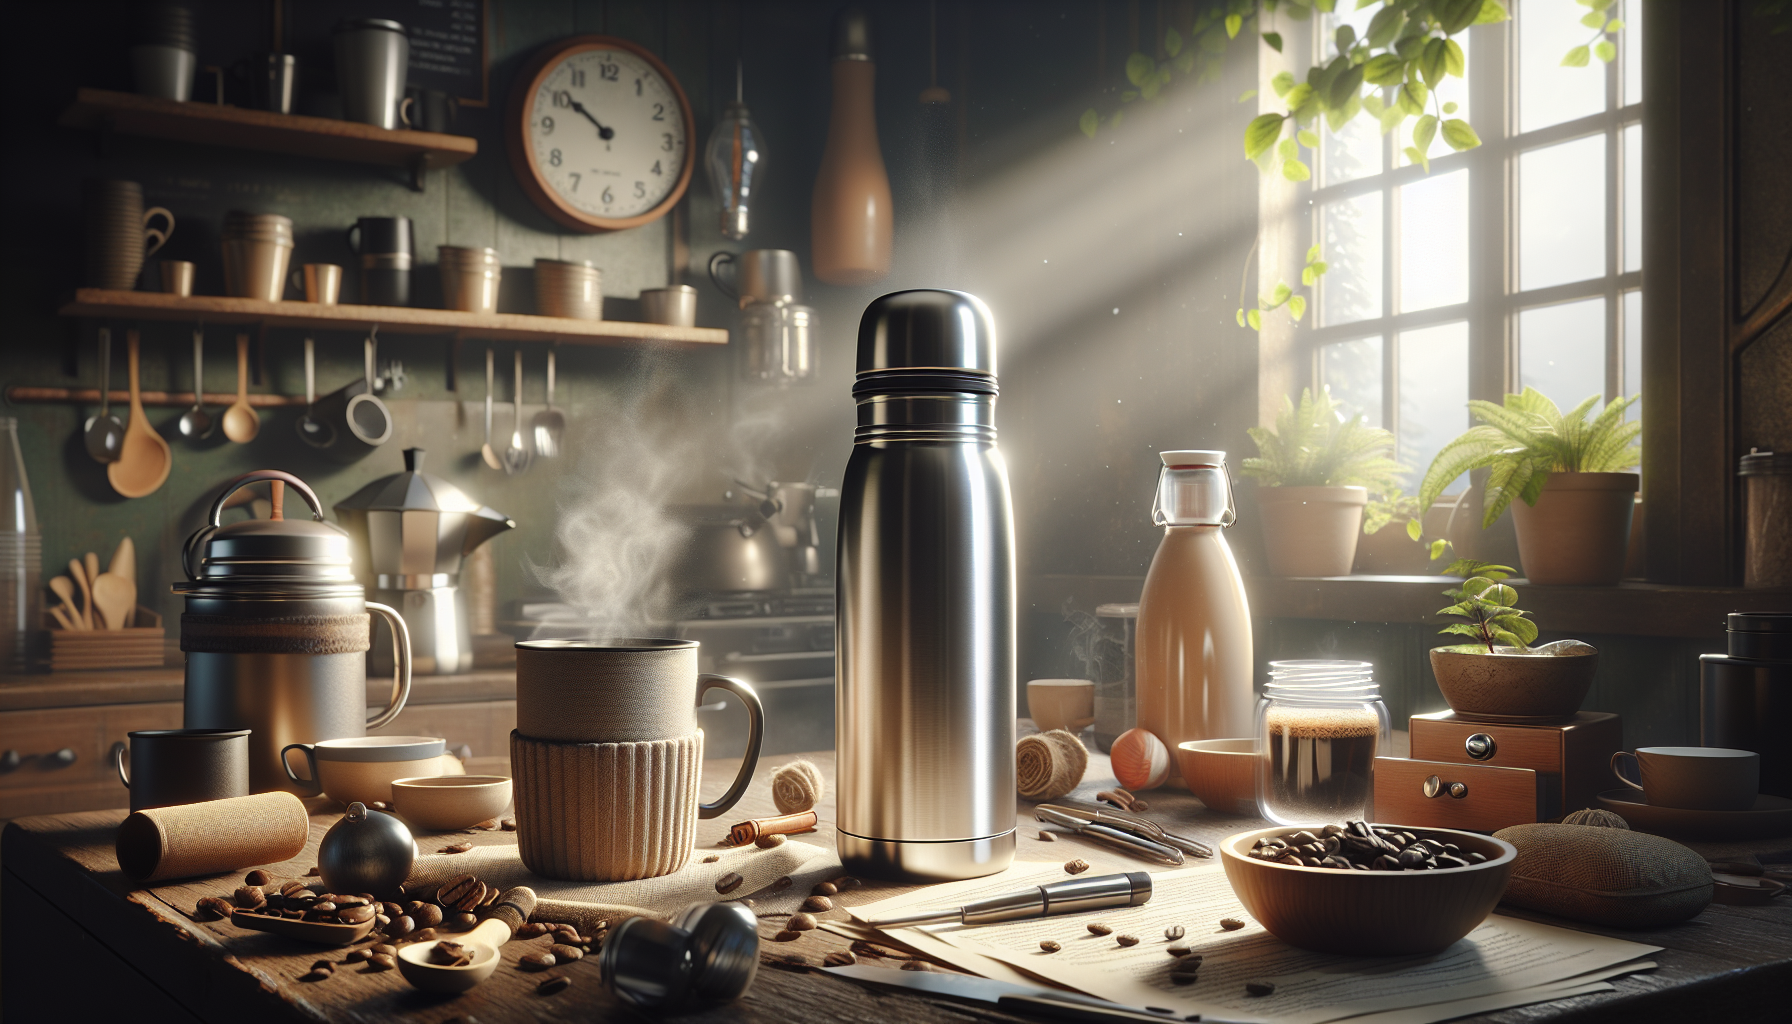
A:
[771,759,825,814]
[1017,729,1088,802]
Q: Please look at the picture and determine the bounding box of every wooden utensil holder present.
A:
[46,606,165,671]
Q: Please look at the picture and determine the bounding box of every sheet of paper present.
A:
[853,864,1659,1024]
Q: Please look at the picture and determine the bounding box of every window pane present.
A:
[1519,297,1607,412]
[1623,289,1641,422]
[1397,322,1469,492]
[1322,337,1384,428]
[1623,124,1641,273]
[1519,0,1607,133]
[1399,169,1468,312]
[1622,0,1643,106]
[1399,73,1469,167]
[1520,135,1606,290]
[1320,191,1383,325]
[1323,110,1382,186]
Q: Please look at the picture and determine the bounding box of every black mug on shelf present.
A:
[346,215,413,307]
[114,728,251,813]
[409,87,459,133]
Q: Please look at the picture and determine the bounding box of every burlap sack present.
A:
[1493,822,1713,928]
[115,791,309,883]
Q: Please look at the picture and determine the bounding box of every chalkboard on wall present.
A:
[290,0,489,107]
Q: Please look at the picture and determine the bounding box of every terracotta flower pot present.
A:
[1509,472,1638,585]
[1429,644,1598,723]
[1256,485,1367,577]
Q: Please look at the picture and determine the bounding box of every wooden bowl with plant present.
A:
[1428,559,1597,722]
[1243,387,1401,577]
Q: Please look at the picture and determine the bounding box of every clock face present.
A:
[509,38,695,232]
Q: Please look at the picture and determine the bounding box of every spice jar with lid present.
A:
[175,470,412,793]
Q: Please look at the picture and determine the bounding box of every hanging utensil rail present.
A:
[6,387,306,408]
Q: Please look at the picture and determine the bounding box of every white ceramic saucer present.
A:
[1594,789,1792,841]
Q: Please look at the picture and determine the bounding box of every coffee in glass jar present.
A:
[1254,661,1390,825]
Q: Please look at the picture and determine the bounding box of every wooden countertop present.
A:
[0,668,518,713]
[4,748,1789,1022]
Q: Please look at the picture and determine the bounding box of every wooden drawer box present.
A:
[1409,711,1623,818]
[0,702,182,819]
[1373,756,1543,832]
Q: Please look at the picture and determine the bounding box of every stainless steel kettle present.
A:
[176,470,412,793]
[333,448,514,674]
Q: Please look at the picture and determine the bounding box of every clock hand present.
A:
[566,97,615,141]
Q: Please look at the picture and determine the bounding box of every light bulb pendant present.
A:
[705,62,764,240]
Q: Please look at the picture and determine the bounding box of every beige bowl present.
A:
[281,736,450,806]
[392,775,513,832]
[1219,824,1517,955]
[1176,738,1259,815]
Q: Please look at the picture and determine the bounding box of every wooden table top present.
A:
[3,748,1789,1023]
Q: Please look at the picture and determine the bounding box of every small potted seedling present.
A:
[1428,559,1597,721]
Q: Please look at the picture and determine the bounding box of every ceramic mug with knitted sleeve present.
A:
[511,638,765,881]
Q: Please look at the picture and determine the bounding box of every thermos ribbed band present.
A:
[852,370,998,397]
[180,613,371,655]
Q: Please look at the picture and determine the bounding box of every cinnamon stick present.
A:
[725,810,819,846]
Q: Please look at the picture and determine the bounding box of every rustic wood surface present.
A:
[4,747,1789,1023]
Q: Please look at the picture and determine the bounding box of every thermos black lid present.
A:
[855,290,997,395]
[1730,612,1792,633]
[830,7,874,62]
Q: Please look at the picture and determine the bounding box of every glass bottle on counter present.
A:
[1136,450,1253,787]
[1256,660,1389,824]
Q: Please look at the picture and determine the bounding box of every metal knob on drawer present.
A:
[1423,774,1468,799]
[49,748,77,767]
[0,749,19,771]
[1464,734,1497,760]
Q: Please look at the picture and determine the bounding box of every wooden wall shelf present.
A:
[58,290,729,346]
[60,88,476,189]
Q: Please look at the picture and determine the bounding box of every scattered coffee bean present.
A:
[310,959,334,974]
[473,818,500,831]
[715,872,744,894]
[338,904,376,925]
[803,896,834,912]
[813,882,839,896]
[429,941,472,967]
[244,869,272,887]
[234,885,266,909]
[701,854,720,863]
[756,833,787,849]
[343,949,372,963]
[1164,925,1185,940]
[836,876,862,890]
[439,875,487,912]
[1245,981,1276,997]
[1219,918,1245,931]
[537,974,571,996]
[447,912,477,931]
[1131,800,1150,812]
[1087,922,1113,936]
[519,952,557,970]
[1116,934,1140,947]
[413,903,444,929]
[900,961,930,972]
[501,818,517,831]
[518,922,550,938]
[385,915,414,939]
[1064,858,1091,875]
[408,928,439,943]
[366,954,395,971]
[1036,830,1057,842]
[480,886,500,907]
[439,842,473,854]
[380,901,404,918]
[305,866,320,877]
[1167,945,1192,957]
[194,896,233,921]
[300,968,332,983]
[549,943,583,962]
[371,944,396,957]
[773,929,801,942]
[1040,940,1062,953]
[768,875,794,892]
[789,912,817,931]
[368,801,390,811]
[825,950,858,967]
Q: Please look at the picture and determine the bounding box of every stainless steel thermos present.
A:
[836,289,1016,882]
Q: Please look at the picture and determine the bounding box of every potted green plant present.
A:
[1428,560,1598,721]
[1242,387,1400,577]
[1415,389,1639,585]
[1353,487,1448,575]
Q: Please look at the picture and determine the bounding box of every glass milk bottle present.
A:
[1136,451,1253,787]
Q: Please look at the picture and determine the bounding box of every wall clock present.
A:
[507,36,695,232]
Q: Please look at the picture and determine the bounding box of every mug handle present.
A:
[398,95,414,128]
[695,674,763,819]
[114,741,130,789]
[1610,751,1645,792]
[365,602,413,729]
[282,743,323,795]
[142,207,175,260]
[345,222,361,255]
[707,251,739,302]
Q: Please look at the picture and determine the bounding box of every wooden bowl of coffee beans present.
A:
[1219,821,1517,955]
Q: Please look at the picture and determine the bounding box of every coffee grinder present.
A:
[334,448,514,674]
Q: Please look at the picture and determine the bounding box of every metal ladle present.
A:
[480,348,501,470]
[502,349,532,476]
[295,336,335,448]
[177,327,214,440]
[83,328,125,463]
[531,346,565,459]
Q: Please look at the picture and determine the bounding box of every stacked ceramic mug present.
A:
[83,180,174,291]
[130,2,196,101]
[439,246,502,314]
[533,259,602,320]
[222,212,295,301]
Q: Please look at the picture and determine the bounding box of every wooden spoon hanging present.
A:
[106,330,173,498]
[222,334,260,443]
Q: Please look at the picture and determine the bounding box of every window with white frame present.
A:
[1311,0,1642,492]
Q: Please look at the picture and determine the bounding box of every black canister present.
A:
[346,216,413,306]
[1700,612,1792,798]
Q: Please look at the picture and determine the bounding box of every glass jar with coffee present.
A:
[1255,660,1389,825]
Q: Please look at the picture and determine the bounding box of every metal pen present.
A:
[866,872,1153,929]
